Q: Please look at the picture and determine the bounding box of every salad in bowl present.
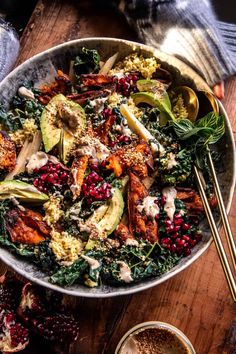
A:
[0,39,234,296]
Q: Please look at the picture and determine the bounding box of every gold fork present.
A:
[194,153,236,301]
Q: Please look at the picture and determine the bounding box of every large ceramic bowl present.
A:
[0,38,235,297]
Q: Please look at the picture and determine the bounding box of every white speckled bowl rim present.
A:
[0,38,235,298]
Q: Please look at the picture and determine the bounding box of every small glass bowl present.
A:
[115,321,196,354]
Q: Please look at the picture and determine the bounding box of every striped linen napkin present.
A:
[111,0,236,87]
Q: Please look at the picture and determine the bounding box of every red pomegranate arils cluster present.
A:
[160,213,202,256]
[81,171,112,204]
[0,305,29,353]
[157,197,202,257]
[33,161,69,194]
[116,73,139,97]
[101,107,114,120]
[31,315,79,343]
[0,273,79,352]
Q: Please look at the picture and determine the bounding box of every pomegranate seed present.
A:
[174,213,182,219]
[33,179,39,186]
[182,223,190,230]
[155,214,159,221]
[182,235,190,242]
[184,248,191,256]
[171,232,179,239]
[101,161,107,168]
[40,174,48,181]
[161,196,166,205]
[195,233,203,242]
[171,244,177,253]
[166,225,175,233]
[110,141,117,147]
[104,190,111,198]
[177,239,186,248]
[53,173,59,179]
[162,238,172,245]
[174,225,181,232]
[174,218,183,226]
[46,177,55,184]
[90,164,99,171]
[118,135,124,142]
[123,136,130,144]
[165,219,172,226]
[189,239,197,247]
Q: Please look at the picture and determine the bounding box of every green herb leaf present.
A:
[74,47,100,77]
[172,112,225,168]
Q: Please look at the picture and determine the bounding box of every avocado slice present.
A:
[132,79,175,123]
[85,188,124,250]
[98,188,124,234]
[40,94,86,162]
[0,180,49,203]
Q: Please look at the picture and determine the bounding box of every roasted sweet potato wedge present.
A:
[96,114,116,145]
[106,141,153,179]
[128,172,158,243]
[6,208,49,245]
[38,70,72,105]
[115,223,134,243]
[20,209,50,236]
[0,131,16,172]
[69,156,89,199]
[176,187,217,214]
[80,74,114,88]
[67,83,116,107]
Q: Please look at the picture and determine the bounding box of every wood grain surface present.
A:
[2,0,236,353]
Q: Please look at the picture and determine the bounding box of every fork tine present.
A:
[194,165,236,301]
[207,151,236,271]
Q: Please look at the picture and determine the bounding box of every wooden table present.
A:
[2,0,236,353]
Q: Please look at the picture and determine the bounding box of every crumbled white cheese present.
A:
[26,151,48,174]
[166,152,178,170]
[121,123,133,137]
[117,261,133,283]
[90,97,108,113]
[50,229,84,266]
[162,187,177,221]
[125,238,139,247]
[44,196,64,226]
[137,196,159,219]
[18,86,35,100]
[81,255,100,270]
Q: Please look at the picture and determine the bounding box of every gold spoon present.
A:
[196,90,219,118]
[172,86,199,122]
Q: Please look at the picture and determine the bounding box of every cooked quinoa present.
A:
[9,118,38,147]
[43,196,64,226]
[109,53,159,79]
[50,229,84,266]
[172,94,189,120]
